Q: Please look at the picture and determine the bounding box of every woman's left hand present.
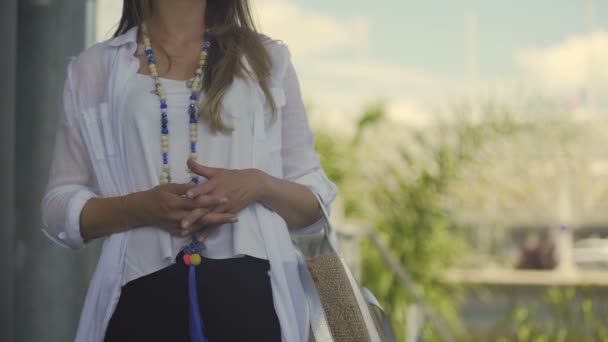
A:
[180,159,267,237]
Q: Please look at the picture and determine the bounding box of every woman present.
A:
[41,0,337,341]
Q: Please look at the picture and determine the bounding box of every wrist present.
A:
[254,169,274,204]
[121,192,144,228]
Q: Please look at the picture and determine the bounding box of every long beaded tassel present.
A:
[183,238,206,342]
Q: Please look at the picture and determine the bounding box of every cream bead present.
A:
[142,24,211,191]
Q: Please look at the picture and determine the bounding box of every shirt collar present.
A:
[108,26,138,47]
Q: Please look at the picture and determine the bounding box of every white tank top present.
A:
[121,74,265,284]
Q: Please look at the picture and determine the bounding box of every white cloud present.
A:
[254,0,369,60]
[514,30,608,92]
[300,59,453,125]
[254,1,445,125]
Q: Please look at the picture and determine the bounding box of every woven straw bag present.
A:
[292,195,395,342]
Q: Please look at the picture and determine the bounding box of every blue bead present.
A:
[162,152,168,158]
[161,123,167,129]
[160,103,167,109]
[148,56,155,64]
[203,41,211,51]
[188,107,196,115]
[192,178,199,185]
[161,113,168,118]
[190,94,197,101]
[162,128,169,134]
[146,48,153,55]
[190,118,197,124]
[161,118,168,125]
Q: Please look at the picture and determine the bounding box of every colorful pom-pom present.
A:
[183,254,191,266]
[190,254,202,266]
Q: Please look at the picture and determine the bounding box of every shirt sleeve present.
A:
[41,61,99,249]
[279,49,339,234]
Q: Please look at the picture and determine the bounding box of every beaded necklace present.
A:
[141,24,210,186]
[141,24,210,342]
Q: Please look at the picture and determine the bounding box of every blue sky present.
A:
[297,0,606,79]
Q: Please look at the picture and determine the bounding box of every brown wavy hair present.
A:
[114,0,276,132]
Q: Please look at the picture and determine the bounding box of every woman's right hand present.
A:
[126,183,236,235]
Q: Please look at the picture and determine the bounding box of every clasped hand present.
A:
[141,159,265,242]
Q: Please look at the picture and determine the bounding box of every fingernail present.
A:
[230,216,239,223]
[220,197,228,203]
[181,220,190,229]
[186,191,194,198]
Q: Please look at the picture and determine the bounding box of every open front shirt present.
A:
[41,26,338,342]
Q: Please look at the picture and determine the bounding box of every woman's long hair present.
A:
[114,0,276,132]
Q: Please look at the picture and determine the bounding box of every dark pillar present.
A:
[14,1,100,341]
[1,0,18,341]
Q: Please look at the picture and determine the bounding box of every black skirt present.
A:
[104,254,282,342]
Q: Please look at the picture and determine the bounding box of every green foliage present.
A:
[313,100,537,341]
[497,286,608,341]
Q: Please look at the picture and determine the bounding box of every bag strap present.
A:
[295,248,334,342]
[312,192,340,254]
[312,192,384,342]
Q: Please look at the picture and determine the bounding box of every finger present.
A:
[165,222,184,236]
[197,212,239,226]
[188,159,223,179]
[181,208,209,230]
[185,180,217,199]
[209,202,232,214]
[181,223,205,237]
[168,194,199,210]
[193,194,228,208]
[164,182,197,195]
[170,210,192,224]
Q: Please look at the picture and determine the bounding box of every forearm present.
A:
[258,172,322,230]
[80,193,141,241]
